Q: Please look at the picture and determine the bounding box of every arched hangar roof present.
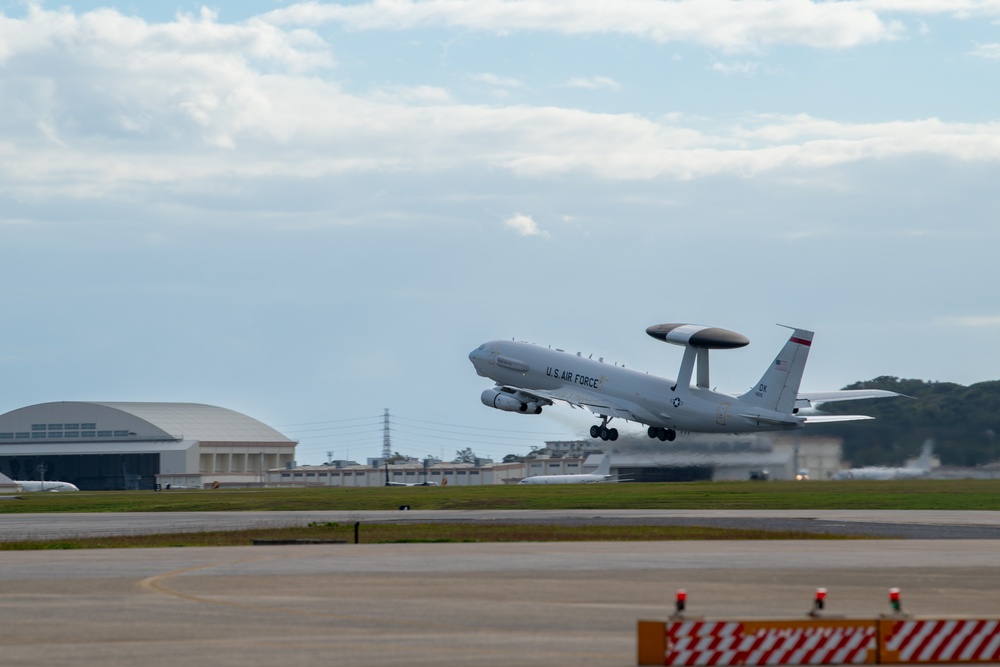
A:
[0,402,293,444]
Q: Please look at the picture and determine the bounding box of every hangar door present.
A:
[0,453,159,491]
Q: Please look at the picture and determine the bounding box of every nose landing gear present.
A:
[589,417,619,441]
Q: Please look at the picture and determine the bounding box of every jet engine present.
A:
[481,388,542,414]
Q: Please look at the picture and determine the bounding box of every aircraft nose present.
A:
[469,344,489,376]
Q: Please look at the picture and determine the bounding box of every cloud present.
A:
[712,61,759,76]
[937,316,1000,328]
[503,213,548,237]
[369,84,454,103]
[471,72,523,88]
[4,4,1000,216]
[562,76,621,90]
[261,0,908,52]
[969,43,1000,59]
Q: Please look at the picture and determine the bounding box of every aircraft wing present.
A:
[796,389,901,409]
[499,386,651,423]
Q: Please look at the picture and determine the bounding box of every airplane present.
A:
[384,463,437,487]
[14,480,80,492]
[832,439,935,480]
[469,323,901,443]
[518,453,614,485]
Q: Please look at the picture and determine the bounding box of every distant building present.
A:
[0,402,296,490]
[268,461,524,487]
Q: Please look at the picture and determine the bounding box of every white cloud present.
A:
[262,0,903,52]
[969,43,1000,59]
[369,84,454,103]
[4,4,1000,211]
[711,61,759,76]
[503,213,548,237]
[562,76,621,90]
[471,72,523,88]
[937,316,1000,328]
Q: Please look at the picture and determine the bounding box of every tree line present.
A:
[808,376,1000,467]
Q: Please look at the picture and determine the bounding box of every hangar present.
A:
[0,402,296,490]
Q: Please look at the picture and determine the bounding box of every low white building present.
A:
[268,461,525,487]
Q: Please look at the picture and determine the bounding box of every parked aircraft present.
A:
[15,480,80,492]
[518,454,614,485]
[384,463,437,487]
[833,440,935,480]
[470,323,900,442]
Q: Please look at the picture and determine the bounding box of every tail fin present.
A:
[738,326,814,414]
[593,453,611,477]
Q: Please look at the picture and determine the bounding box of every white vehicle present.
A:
[518,454,613,485]
[16,480,80,492]
[470,323,900,443]
[833,440,935,480]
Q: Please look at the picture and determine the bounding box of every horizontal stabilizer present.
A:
[796,389,902,409]
[802,414,875,423]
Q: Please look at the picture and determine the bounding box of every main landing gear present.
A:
[648,426,676,442]
[590,417,619,441]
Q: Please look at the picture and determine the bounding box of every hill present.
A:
[807,376,1000,467]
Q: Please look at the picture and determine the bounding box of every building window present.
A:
[98,431,112,437]
[0,433,12,439]
[82,423,96,429]
[48,432,63,438]
[31,424,46,431]
[64,432,79,438]
[32,433,47,438]
[81,431,96,437]
[113,430,130,437]
[63,423,80,430]
[48,424,63,430]
[16,432,30,439]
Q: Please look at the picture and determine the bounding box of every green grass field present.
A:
[3,479,991,549]
[3,478,999,513]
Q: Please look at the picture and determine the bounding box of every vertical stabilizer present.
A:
[739,327,814,414]
[593,454,611,477]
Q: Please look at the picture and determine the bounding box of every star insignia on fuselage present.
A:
[672,397,683,408]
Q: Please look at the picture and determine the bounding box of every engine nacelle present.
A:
[481,389,542,414]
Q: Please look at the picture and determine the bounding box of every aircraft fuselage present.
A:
[470,340,802,434]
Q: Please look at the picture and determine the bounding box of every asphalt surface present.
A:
[4,509,1000,541]
[1,511,999,666]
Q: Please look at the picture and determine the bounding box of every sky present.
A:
[2,0,999,465]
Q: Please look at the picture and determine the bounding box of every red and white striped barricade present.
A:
[879,619,1000,664]
[638,619,879,666]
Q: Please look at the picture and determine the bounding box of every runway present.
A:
[1,512,999,666]
[4,509,1000,541]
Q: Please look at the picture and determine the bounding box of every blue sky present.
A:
[2,0,999,464]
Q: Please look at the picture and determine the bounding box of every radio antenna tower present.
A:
[382,408,392,460]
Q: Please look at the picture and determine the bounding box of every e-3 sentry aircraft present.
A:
[469,323,900,442]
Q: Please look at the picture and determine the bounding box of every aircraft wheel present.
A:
[647,426,658,438]
[609,428,619,441]
[665,429,676,442]
[590,425,600,438]
[657,428,668,442]
[599,427,610,441]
